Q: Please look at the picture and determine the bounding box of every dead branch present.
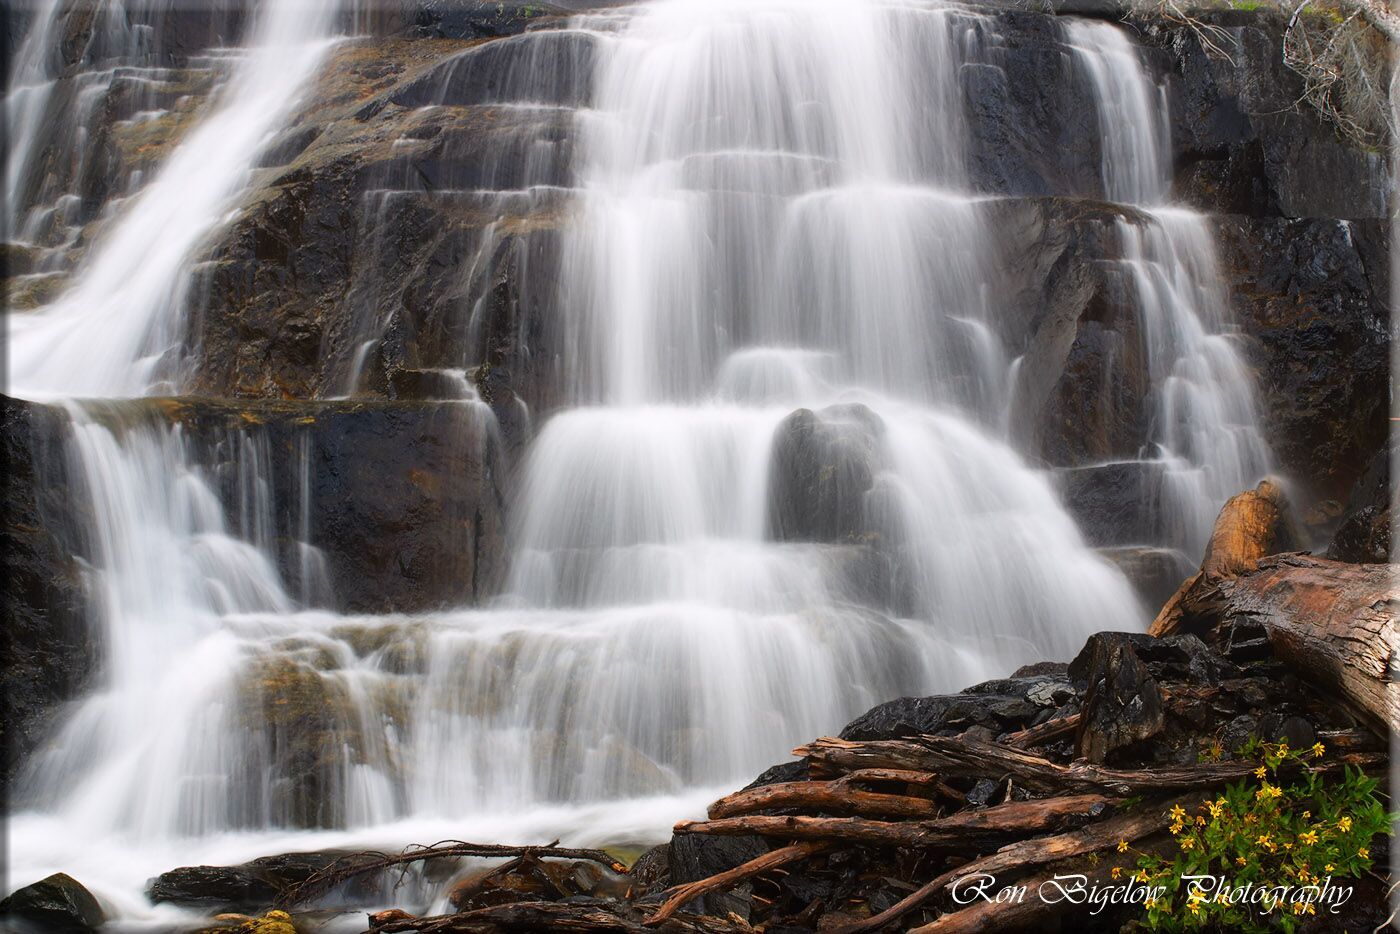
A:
[278,840,627,909]
[676,794,1114,849]
[644,842,830,925]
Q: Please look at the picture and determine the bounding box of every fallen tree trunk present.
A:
[1150,553,1398,731]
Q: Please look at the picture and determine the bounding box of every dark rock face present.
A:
[767,405,885,543]
[0,398,93,787]
[990,197,1155,468]
[1328,440,1392,563]
[1070,632,1165,763]
[160,398,508,613]
[958,13,1105,198]
[1161,11,1389,220]
[1056,461,1166,546]
[1215,216,1390,513]
[0,873,104,933]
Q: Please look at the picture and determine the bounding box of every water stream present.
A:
[5,0,1268,923]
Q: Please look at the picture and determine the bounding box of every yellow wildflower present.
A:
[1300,830,1319,845]
[1170,821,1183,835]
[1117,839,1129,853]
[1180,836,1195,851]
[1136,870,1150,883]
[1236,856,1247,866]
[1323,863,1334,873]
[1311,742,1325,758]
[1254,766,1267,779]
[1111,866,1122,880]
[1359,847,1370,859]
[1170,805,1187,821]
[1337,816,1353,832]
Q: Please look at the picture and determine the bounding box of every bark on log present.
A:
[707,782,940,820]
[1001,713,1081,749]
[1150,554,1397,731]
[676,794,1113,849]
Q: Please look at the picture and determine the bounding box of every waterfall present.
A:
[5,0,1279,921]
[8,0,342,399]
[1066,20,1271,553]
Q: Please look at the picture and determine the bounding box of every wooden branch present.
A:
[833,794,1202,934]
[708,781,940,820]
[1001,713,1081,749]
[676,794,1113,850]
[278,840,627,909]
[643,841,829,925]
[798,734,1385,797]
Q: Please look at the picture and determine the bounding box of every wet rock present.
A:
[158,398,507,614]
[767,404,885,543]
[1099,545,1195,612]
[1057,461,1166,546]
[1163,13,1389,220]
[991,197,1154,467]
[1328,440,1392,563]
[840,673,1077,741]
[1,397,94,787]
[1071,633,1166,764]
[668,834,767,920]
[148,852,350,913]
[1217,216,1389,515]
[0,873,104,933]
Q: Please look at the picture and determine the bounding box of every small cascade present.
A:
[8,0,342,399]
[1065,19,1272,555]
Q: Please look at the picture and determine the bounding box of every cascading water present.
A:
[1066,20,1272,553]
[5,0,1279,924]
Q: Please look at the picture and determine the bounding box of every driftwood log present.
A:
[1152,553,1397,731]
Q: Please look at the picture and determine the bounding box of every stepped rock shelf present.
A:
[1,0,1393,930]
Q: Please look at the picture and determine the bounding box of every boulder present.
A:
[0,873,104,932]
[148,852,350,913]
[767,405,885,543]
[1099,545,1195,612]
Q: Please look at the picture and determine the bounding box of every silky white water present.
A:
[1067,20,1271,553]
[4,0,1273,924]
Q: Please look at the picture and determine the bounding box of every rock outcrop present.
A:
[0,398,94,786]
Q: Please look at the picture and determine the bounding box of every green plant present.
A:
[1112,739,1391,932]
